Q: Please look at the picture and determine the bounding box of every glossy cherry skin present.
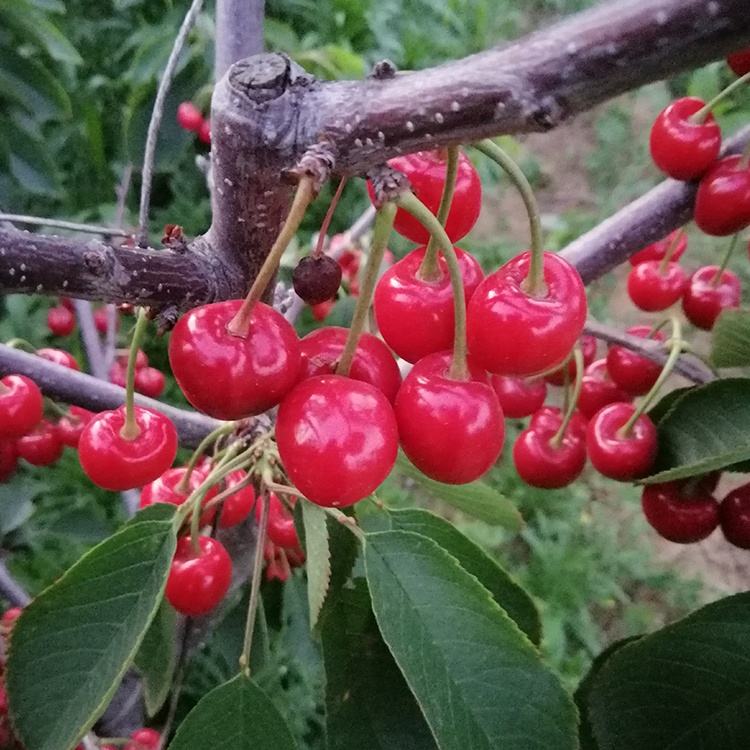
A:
[629,230,688,266]
[165,536,232,617]
[79,406,178,491]
[37,348,79,371]
[124,728,161,750]
[682,266,741,330]
[135,367,165,398]
[577,359,632,420]
[544,334,597,387]
[728,48,750,77]
[627,261,687,312]
[467,252,587,376]
[298,326,402,404]
[276,375,398,507]
[605,325,665,396]
[0,440,17,482]
[17,420,63,466]
[642,482,719,543]
[649,97,721,181]
[57,406,95,448]
[694,155,750,236]
[0,375,43,438]
[530,407,588,438]
[177,101,204,132]
[586,402,657,480]
[169,300,301,420]
[256,492,299,548]
[139,466,217,518]
[367,150,482,244]
[719,484,750,549]
[373,246,484,364]
[395,351,504,484]
[490,375,546,419]
[213,470,256,528]
[47,306,75,337]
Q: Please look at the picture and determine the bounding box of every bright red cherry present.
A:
[139,466,217,519]
[128,728,161,750]
[17,420,63,466]
[467,252,587,376]
[169,300,301,420]
[682,266,741,330]
[544,334,597,387]
[649,97,721,180]
[728,48,750,77]
[46,306,75,337]
[629,230,688,266]
[37,348,79,371]
[56,405,95,448]
[529,406,588,438]
[117,349,149,371]
[0,375,43,438]
[367,150,482,244]
[490,375,546,419]
[135,367,165,398]
[605,325,665,396]
[177,101,204,132]
[586,402,657,481]
[165,536,232,617]
[94,307,119,333]
[1,606,22,636]
[577,359,632,420]
[276,375,398,507]
[642,482,719,543]
[395,352,504,484]
[256,493,299,548]
[627,261,688,312]
[298,326,402,404]
[79,406,178,491]
[0,440,17,482]
[214,469,256,528]
[374,245,484,364]
[719,484,750,549]
[198,119,211,144]
[694,155,750,236]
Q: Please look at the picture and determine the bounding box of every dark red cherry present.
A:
[56,406,94,448]
[0,440,17,482]
[293,255,342,305]
[367,150,482,244]
[544,334,597,386]
[629,230,688,266]
[682,266,741,330]
[577,359,632,420]
[0,375,43,439]
[642,482,719,543]
[395,351,504,484]
[298,326,402,404]
[649,97,721,180]
[37,348,79,371]
[47,306,75,337]
[198,119,211,144]
[467,252,587,376]
[135,367,165,398]
[694,155,750,236]
[719,483,750,549]
[728,48,750,77]
[374,245,484,364]
[16,420,63,466]
[627,261,688,312]
[605,325,665,396]
[177,101,204,132]
[490,375,546,419]
[257,493,299,548]
[169,300,301,420]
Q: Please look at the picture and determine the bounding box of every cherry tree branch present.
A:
[215,0,265,80]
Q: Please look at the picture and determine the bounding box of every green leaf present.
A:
[647,386,692,426]
[134,598,177,717]
[322,578,438,750]
[394,454,522,530]
[6,520,176,750]
[643,378,750,483]
[0,53,71,119]
[387,508,541,644]
[711,308,750,368]
[125,502,177,526]
[3,114,58,195]
[300,500,331,630]
[167,674,299,750]
[588,593,750,749]
[365,531,577,750]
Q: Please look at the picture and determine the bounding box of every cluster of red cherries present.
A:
[176,101,211,144]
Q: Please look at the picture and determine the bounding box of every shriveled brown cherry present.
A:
[293,255,343,305]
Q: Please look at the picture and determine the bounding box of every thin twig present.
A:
[0,558,30,607]
[0,213,130,237]
[73,300,107,380]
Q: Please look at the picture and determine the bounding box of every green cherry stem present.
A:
[175,421,238,494]
[335,202,396,377]
[712,232,740,286]
[228,176,316,337]
[394,191,470,380]
[473,139,546,295]
[657,227,687,274]
[5,339,37,354]
[119,308,149,441]
[550,347,584,449]
[43,397,70,419]
[691,70,750,123]
[418,146,459,281]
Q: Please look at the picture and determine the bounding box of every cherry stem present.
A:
[119,308,149,441]
[313,177,347,259]
[418,145,459,281]
[335,203,396,377]
[550,347,584,449]
[43,397,70,420]
[200,472,255,517]
[5,339,37,354]
[239,490,269,677]
[675,341,720,376]
[740,140,750,169]
[176,421,238,494]
[711,232,739,287]
[473,139,546,295]
[691,70,750,123]
[395,191,470,380]
[619,316,682,438]
[227,177,316,337]
[657,227,686,274]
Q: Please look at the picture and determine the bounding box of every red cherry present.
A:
[214,469,256,528]
[694,155,750,236]
[0,440,17,482]
[682,266,741,330]
[629,230,688,266]
[139,466,217,524]
[467,252,587,376]
[135,367,165,398]
[311,299,335,321]
[46,306,75,337]
[60,297,75,312]
[395,351,504,484]
[165,536,232,617]
[79,406,178,491]
[605,325,665,396]
[177,101,204,132]
[94,307,119,333]
[17,420,63,466]
[276,375,398,507]
[544,334,597,387]
[727,48,750,77]
[257,493,299,548]
[36,348,79,371]
[642,482,719,543]
[298,326,402,404]
[1,606,22,636]
[198,119,211,144]
[127,728,161,750]
[530,406,588,438]
[117,349,149,371]
[626,261,688,312]
[586,402,657,480]
[577,359,632,420]
[169,300,301,420]
[0,375,43,438]
[719,484,750,549]
[367,150,482,244]
[57,406,95,448]
[649,97,721,180]
[490,375,546,419]
[109,363,127,388]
